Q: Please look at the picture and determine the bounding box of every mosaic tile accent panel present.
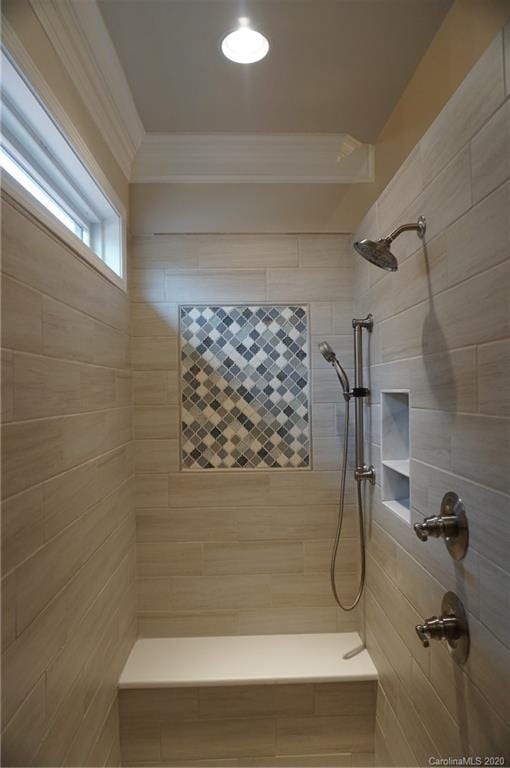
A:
[180,305,310,470]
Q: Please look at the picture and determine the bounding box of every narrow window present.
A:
[0,48,125,282]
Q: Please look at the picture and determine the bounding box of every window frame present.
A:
[0,41,127,293]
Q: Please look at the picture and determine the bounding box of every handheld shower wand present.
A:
[318,342,350,401]
[318,315,374,611]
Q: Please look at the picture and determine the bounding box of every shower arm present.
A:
[387,217,427,243]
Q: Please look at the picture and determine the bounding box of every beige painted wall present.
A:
[129,232,366,637]
[1,0,129,211]
[130,0,510,235]
[354,23,510,762]
[0,196,136,766]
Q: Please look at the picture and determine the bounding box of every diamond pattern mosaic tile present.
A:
[180,305,310,470]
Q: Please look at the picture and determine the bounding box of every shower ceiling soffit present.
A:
[28,0,374,184]
[131,134,374,184]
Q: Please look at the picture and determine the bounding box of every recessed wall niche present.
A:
[180,305,310,470]
[381,390,410,523]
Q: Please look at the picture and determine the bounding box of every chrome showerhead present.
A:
[354,216,426,272]
[319,341,337,363]
[353,238,397,272]
[318,341,351,398]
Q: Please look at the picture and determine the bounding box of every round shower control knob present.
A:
[413,492,468,560]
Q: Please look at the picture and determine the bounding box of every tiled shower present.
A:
[131,233,361,639]
[1,2,510,767]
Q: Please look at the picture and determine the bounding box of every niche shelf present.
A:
[381,390,410,523]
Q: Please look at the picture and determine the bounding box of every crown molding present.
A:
[29,0,144,179]
[132,133,375,184]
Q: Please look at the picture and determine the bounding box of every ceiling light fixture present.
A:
[221,17,269,64]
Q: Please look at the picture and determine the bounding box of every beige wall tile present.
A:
[167,472,270,508]
[409,347,477,412]
[119,688,199,719]
[313,436,355,471]
[447,182,510,286]
[134,438,179,473]
[237,505,345,540]
[1,277,42,353]
[131,337,178,370]
[2,417,64,498]
[1,486,45,576]
[130,235,200,270]
[198,235,298,268]
[267,268,352,302]
[132,370,169,404]
[137,611,238,638]
[471,99,510,203]
[137,542,203,577]
[2,573,17,651]
[130,302,179,337]
[268,471,350,507]
[130,269,166,302]
[120,721,161,762]
[478,338,510,415]
[1,676,47,768]
[203,541,303,575]
[161,717,276,760]
[43,460,98,540]
[271,573,336,608]
[136,474,169,508]
[312,369,349,404]
[451,413,510,495]
[42,296,95,363]
[304,538,358,574]
[276,714,373,755]
[1,201,134,762]
[314,682,376,716]
[137,507,238,542]
[236,606,341,635]
[14,482,128,634]
[505,20,510,95]
[1,349,14,422]
[377,147,423,234]
[199,685,275,719]
[355,29,510,762]
[93,322,129,369]
[12,352,81,420]
[81,365,118,411]
[298,236,353,268]
[134,405,179,438]
[165,270,266,303]
[420,33,505,185]
[479,556,510,649]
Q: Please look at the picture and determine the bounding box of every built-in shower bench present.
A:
[118,632,377,766]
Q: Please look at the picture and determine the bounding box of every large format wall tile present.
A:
[1,196,135,766]
[355,24,510,764]
[131,233,358,635]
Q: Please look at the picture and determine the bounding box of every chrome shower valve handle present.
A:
[415,592,470,664]
[413,491,469,560]
[415,614,459,648]
[414,513,458,541]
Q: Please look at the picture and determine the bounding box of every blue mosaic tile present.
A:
[180,305,310,470]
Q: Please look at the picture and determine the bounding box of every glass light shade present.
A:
[221,20,269,64]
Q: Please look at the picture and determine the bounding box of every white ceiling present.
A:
[98,0,452,143]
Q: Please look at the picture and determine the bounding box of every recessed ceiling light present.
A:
[221,17,269,64]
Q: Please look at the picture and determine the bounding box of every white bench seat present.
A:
[119,631,377,689]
